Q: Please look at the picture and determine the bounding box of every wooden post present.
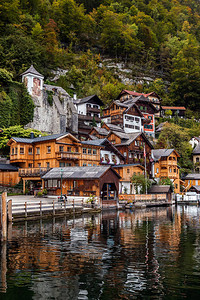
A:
[7,199,12,222]
[64,199,66,214]
[82,198,84,207]
[1,192,7,241]
[25,202,27,218]
[23,179,26,194]
[1,241,7,292]
[40,201,42,217]
[53,200,55,216]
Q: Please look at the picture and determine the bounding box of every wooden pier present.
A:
[0,192,101,240]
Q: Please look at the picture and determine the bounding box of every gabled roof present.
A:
[189,185,200,192]
[21,65,44,78]
[149,185,172,194]
[82,138,125,160]
[184,173,200,180]
[193,143,200,154]
[108,131,153,148]
[42,166,121,180]
[7,133,79,146]
[152,149,180,160]
[102,123,124,133]
[113,100,144,117]
[0,164,18,171]
[89,127,109,136]
[117,90,161,100]
[74,95,103,106]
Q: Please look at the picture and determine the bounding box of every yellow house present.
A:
[183,173,200,191]
[151,149,180,193]
[114,164,145,194]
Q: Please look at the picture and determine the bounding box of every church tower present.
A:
[21,65,44,97]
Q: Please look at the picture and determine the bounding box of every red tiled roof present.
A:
[120,90,159,98]
[161,106,186,110]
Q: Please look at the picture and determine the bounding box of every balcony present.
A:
[19,167,50,178]
[78,114,101,123]
[56,151,81,160]
[86,107,100,113]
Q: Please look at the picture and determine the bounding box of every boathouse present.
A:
[42,166,121,207]
[149,185,173,201]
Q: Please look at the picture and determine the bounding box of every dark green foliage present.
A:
[46,90,54,106]
[0,125,46,155]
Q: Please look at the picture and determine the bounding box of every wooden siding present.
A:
[154,151,180,193]
[0,171,20,186]
[9,135,101,171]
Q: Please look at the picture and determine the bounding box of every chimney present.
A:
[30,132,34,139]
[73,93,77,100]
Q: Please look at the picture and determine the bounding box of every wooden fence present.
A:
[119,194,168,202]
[9,198,99,222]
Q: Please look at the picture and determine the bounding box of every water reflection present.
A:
[1,206,200,299]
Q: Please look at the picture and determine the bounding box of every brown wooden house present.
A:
[106,131,153,174]
[42,166,121,208]
[7,133,101,193]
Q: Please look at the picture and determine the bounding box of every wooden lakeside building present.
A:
[42,166,121,208]
[7,133,102,192]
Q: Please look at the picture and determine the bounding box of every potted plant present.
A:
[87,194,95,208]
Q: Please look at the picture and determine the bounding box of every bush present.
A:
[37,191,43,197]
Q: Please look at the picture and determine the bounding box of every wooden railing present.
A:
[56,151,81,160]
[19,167,50,177]
[9,198,100,221]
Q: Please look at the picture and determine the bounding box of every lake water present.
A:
[1,205,200,299]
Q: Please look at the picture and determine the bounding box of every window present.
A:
[59,146,64,152]
[36,147,40,154]
[93,149,97,155]
[20,147,24,154]
[93,164,97,166]
[66,163,71,166]
[127,169,130,174]
[88,163,92,167]
[73,181,77,188]
[88,148,92,155]
[28,147,32,155]
[156,168,159,174]
[196,157,199,163]
[38,163,41,167]
[148,116,152,120]
[59,162,65,167]
[169,168,172,173]
[15,147,18,155]
[47,146,51,153]
[28,163,32,168]
[46,162,50,169]
[75,147,78,153]
[83,148,87,154]
[124,152,127,157]
[67,147,71,152]
[174,169,176,173]
[83,163,87,166]
[12,148,14,155]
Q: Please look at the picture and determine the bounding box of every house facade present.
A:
[74,95,103,140]
[114,164,145,194]
[42,166,121,208]
[151,149,180,193]
[192,143,200,173]
[106,131,153,174]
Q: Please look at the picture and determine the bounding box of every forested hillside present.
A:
[1,0,200,118]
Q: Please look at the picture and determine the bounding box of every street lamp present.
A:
[61,168,63,200]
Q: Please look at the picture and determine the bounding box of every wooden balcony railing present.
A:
[19,167,50,177]
[56,151,81,160]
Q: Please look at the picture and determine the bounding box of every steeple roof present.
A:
[21,65,44,78]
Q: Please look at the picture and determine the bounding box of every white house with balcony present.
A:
[82,138,125,166]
